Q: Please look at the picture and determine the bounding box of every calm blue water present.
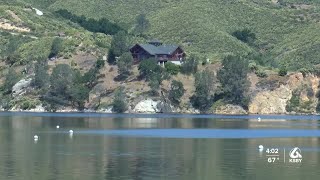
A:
[0,112,320,180]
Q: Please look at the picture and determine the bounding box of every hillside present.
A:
[1,0,320,114]
[13,0,320,70]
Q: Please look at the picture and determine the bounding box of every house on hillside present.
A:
[130,40,186,66]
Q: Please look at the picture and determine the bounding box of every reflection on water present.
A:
[0,113,320,180]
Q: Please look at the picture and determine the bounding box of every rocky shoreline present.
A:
[3,72,320,115]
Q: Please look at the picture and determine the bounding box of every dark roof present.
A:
[133,43,180,55]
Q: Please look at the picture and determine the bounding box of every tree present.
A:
[44,64,74,110]
[112,87,127,113]
[56,10,122,35]
[134,14,150,36]
[117,52,133,79]
[169,80,185,105]
[148,74,162,96]
[33,59,49,89]
[190,69,215,111]
[138,59,169,95]
[165,62,180,75]
[69,84,90,110]
[232,28,256,45]
[181,54,199,75]
[110,31,128,57]
[217,55,250,108]
[49,38,63,58]
[43,64,92,111]
[50,64,74,96]
[82,67,99,88]
[107,49,116,64]
[2,68,19,94]
[138,59,160,80]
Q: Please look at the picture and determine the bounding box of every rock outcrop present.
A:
[249,73,320,114]
[249,84,292,114]
[12,78,32,96]
[133,99,159,113]
[28,105,45,112]
[133,99,174,113]
[97,107,113,113]
[215,104,247,115]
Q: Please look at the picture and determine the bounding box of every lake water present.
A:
[0,112,320,180]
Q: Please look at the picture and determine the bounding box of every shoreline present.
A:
[1,110,320,119]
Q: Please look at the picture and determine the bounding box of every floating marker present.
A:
[69,130,73,134]
[258,117,261,122]
[258,145,264,151]
[56,125,60,129]
[34,135,39,141]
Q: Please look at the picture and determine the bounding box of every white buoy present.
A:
[56,125,60,129]
[69,130,73,134]
[34,135,39,141]
[258,145,264,151]
[258,117,261,122]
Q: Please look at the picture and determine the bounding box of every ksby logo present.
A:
[289,147,302,163]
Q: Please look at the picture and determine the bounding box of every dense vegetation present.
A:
[2,0,320,113]
[217,55,250,108]
[32,0,320,70]
[55,10,123,35]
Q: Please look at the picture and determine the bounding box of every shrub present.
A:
[56,10,123,35]
[248,61,258,72]
[165,62,180,75]
[181,54,198,75]
[20,98,38,110]
[133,14,150,36]
[255,69,268,78]
[278,66,287,76]
[2,68,19,94]
[48,38,63,58]
[96,59,105,69]
[232,28,256,45]
[286,90,300,112]
[299,68,310,77]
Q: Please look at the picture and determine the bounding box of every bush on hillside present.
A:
[181,54,198,75]
[55,10,123,35]
[134,14,150,36]
[232,28,256,45]
[255,69,268,78]
[49,38,63,58]
[165,62,180,75]
[2,68,20,94]
[278,66,288,76]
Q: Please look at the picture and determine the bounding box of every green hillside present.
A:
[3,0,320,69]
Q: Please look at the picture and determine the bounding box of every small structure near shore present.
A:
[130,40,186,66]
